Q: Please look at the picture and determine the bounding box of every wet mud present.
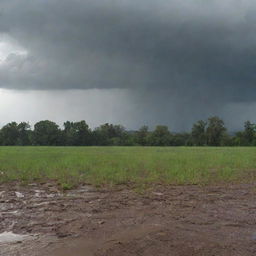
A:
[1,182,256,256]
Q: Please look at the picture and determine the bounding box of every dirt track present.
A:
[1,182,256,256]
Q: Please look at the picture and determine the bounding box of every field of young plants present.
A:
[0,146,255,188]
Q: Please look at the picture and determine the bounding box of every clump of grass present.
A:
[61,183,73,190]
[0,146,255,188]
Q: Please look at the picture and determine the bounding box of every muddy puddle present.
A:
[0,231,30,243]
[1,182,256,256]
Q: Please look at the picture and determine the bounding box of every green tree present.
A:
[63,121,76,145]
[73,121,92,146]
[136,126,149,146]
[206,116,226,146]
[191,120,207,146]
[149,125,171,146]
[243,121,255,145]
[17,122,31,145]
[0,122,19,145]
[170,132,191,146]
[33,120,61,145]
[63,121,92,146]
[93,123,126,145]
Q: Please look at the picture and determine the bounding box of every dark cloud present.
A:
[0,0,256,129]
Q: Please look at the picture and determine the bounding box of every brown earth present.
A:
[0,182,256,256]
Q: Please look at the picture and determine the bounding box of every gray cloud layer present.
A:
[0,0,256,129]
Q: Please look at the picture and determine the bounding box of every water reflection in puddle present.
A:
[0,231,30,243]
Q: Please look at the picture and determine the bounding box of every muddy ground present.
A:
[0,182,256,256]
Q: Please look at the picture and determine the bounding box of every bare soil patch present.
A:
[1,182,256,256]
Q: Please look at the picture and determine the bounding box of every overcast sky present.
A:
[0,0,256,131]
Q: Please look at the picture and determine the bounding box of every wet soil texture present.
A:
[0,182,256,256]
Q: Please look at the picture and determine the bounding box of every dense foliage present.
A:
[0,117,255,146]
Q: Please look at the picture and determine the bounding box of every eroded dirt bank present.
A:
[1,182,256,256]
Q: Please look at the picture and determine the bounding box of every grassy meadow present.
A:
[0,146,255,188]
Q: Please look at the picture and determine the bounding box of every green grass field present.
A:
[0,147,255,188]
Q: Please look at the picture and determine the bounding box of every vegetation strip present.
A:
[0,147,255,188]
[0,117,256,146]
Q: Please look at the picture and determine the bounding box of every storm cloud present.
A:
[0,0,256,129]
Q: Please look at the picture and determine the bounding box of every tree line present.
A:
[0,116,255,146]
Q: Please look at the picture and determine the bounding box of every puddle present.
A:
[66,185,95,197]
[0,232,30,244]
[2,210,19,215]
[15,192,25,198]
[34,190,45,197]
